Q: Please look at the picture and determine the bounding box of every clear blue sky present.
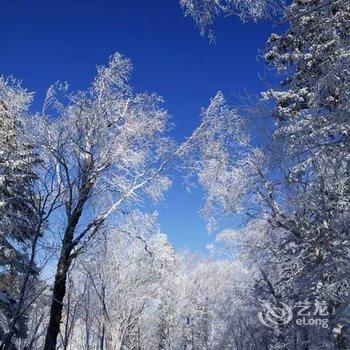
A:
[1,0,277,252]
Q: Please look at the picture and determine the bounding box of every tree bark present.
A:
[43,174,93,350]
[43,239,73,350]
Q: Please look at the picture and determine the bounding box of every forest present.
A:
[0,0,349,349]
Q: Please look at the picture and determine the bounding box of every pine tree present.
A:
[263,0,350,346]
[0,77,40,347]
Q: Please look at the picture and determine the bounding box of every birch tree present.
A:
[28,52,174,350]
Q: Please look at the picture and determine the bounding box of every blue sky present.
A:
[1,0,278,252]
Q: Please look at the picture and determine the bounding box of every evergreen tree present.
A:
[264,0,350,346]
[0,77,40,347]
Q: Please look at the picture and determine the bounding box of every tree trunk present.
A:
[43,239,73,350]
[100,324,105,350]
[43,174,93,350]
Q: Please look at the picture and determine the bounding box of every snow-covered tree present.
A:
[263,0,350,345]
[60,210,175,350]
[0,77,41,348]
[186,80,349,347]
[1,1,348,346]
[180,0,284,39]
[179,0,350,346]
[27,53,176,349]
